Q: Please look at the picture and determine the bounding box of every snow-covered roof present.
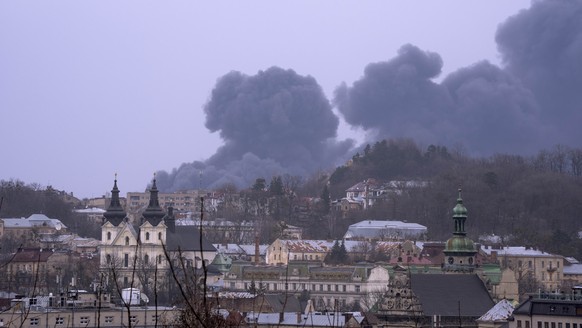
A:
[478,299,514,322]
[480,246,560,258]
[74,207,106,214]
[563,263,582,275]
[344,220,427,240]
[2,214,67,230]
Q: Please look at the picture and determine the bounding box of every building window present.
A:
[355,285,361,292]
[55,317,64,325]
[327,284,331,291]
[273,284,277,291]
[146,232,150,240]
[529,261,532,268]
[152,315,160,322]
[125,236,130,245]
[158,255,162,264]
[107,232,111,240]
[343,285,347,292]
[526,322,530,328]
[105,316,113,323]
[158,232,162,240]
[335,285,339,292]
[124,254,129,267]
[144,254,149,264]
[30,318,39,326]
[129,315,138,324]
[518,320,522,328]
[80,317,89,324]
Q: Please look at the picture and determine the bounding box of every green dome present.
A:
[445,235,475,252]
[453,189,467,217]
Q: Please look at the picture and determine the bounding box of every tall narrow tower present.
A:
[443,189,477,273]
[102,175,127,226]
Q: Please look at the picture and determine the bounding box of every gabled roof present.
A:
[12,249,55,262]
[410,274,494,317]
[166,226,216,252]
[478,299,514,322]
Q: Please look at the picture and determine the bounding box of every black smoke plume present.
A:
[335,0,581,155]
[156,67,354,191]
[157,0,582,191]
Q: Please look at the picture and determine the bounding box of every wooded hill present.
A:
[328,139,582,259]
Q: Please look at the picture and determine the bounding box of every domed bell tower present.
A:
[443,189,477,273]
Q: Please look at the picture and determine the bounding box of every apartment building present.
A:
[223,261,390,311]
[481,246,564,292]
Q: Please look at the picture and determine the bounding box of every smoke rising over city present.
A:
[156,68,354,191]
[156,0,582,191]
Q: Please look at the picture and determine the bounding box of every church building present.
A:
[99,176,216,304]
[376,190,494,327]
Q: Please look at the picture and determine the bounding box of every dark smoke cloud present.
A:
[156,67,354,191]
[496,0,582,143]
[442,61,543,154]
[336,0,582,155]
[157,0,582,191]
[334,44,455,144]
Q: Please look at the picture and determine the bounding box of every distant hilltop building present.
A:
[340,178,428,210]
[0,214,67,239]
[343,219,427,241]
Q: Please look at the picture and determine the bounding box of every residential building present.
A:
[510,292,582,328]
[223,261,390,311]
[480,245,564,292]
[73,207,106,224]
[0,214,67,240]
[266,239,330,265]
[1,248,70,294]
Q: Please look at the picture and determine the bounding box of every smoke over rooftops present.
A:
[156,0,582,191]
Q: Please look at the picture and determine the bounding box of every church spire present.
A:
[452,188,468,236]
[103,174,127,226]
[142,173,166,225]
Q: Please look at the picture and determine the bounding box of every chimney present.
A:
[255,236,260,265]
[166,207,176,233]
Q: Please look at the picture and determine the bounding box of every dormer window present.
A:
[107,232,111,240]
[146,232,150,241]
[158,232,162,240]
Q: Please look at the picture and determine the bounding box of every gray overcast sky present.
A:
[0,1,530,199]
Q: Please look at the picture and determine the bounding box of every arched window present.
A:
[144,254,149,264]
[106,254,111,264]
[158,232,162,240]
[158,255,162,264]
[125,236,130,246]
[145,232,150,241]
[107,232,111,240]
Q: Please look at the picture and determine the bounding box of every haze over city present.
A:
[2,0,581,199]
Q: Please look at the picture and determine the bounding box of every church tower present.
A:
[443,189,477,272]
[141,176,166,226]
[102,175,127,226]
